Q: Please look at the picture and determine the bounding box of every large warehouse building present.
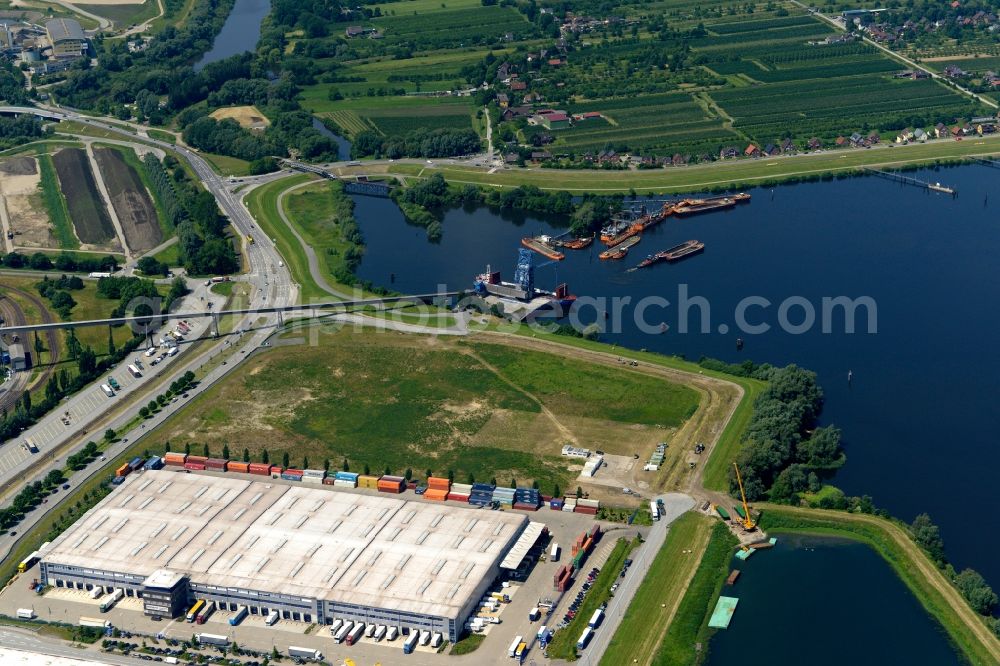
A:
[40,471,530,641]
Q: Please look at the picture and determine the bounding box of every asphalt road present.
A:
[0,627,144,665]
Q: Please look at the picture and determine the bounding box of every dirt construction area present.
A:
[93,147,162,253]
[209,105,270,131]
[0,157,54,249]
[52,148,119,251]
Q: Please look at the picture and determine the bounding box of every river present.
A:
[195,0,272,71]
[352,163,1000,597]
[704,535,960,665]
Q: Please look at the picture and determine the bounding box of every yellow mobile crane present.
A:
[732,462,756,530]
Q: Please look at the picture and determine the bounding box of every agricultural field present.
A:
[92,147,162,254]
[0,156,70,250]
[306,94,477,139]
[142,328,701,496]
[50,148,118,251]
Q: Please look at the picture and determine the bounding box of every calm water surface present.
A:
[353,165,1000,595]
[704,535,960,665]
[195,0,271,70]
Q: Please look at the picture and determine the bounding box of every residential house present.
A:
[719,146,739,159]
[672,153,688,166]
[539,112,570,130]
[523,92,543,103]
[807,137,822,150]
[530,150,553,162]
[743,144,760,158]
[913,128,927,141]
[762,143,780,156]
[510,80,527,91]
[867,131,881,145]
[943,65,968,78]
[497,93,509,108]
[503,152,520,164]
[835,136,847,147]
[497,62,511,81]
[345,26,371,38]
[849,132,864,147]
[547,58,565,67]
[780,138,795,153]
[934,122,950,138]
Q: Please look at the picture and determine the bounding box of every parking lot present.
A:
[0,468,652,665]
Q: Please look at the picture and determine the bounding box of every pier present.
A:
[863,168,956,195]
[968,156,1000,170]
[343,181,393,197]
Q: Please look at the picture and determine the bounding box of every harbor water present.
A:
[353,164,1000,596]
[195,0,271,70]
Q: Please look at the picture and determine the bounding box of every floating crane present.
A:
[732,462,756,530]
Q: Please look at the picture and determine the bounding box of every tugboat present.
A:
[558,235,594,250]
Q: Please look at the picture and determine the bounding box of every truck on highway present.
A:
[100,384,115,398]
[229,606,248,626]
[99,589,123,613]
[402,632,418,654]
[288,646,323,661]
[196,633,229,647]
[650,500,660,521]
[79,617,111,629]
[265,609,279,626]
[16,608,34,619]
[589,609,604,629]
[127,364,142,378]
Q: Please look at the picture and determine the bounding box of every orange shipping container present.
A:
[423,489,449,501]
[115,464,130,477]
[228,462,250,473]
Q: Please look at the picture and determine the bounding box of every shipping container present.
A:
[403,632,418,654]
[281,470,303,481]
[357,475,379,489]
[143,456,164,470]
[229,606,248,626]
[322,477,335,485]
[346,623,364,646]
[334,471,359,481]
[112,476,125,486]
[550,543,560,561]
[205,458,228,471]
[164,452,187,466]
[378,477,406,493]
[115,464,131,477]
[79,617,110,629]
[577,627,593,650]
[288,646,323,661]
[248,463,272,475]
[715,506,731,521]
[265,610,279,626]
[427,476,450,491]
[186,456,208,465]
[128,456,144,471]
[333,621,352,643]
[508,635,523,658]
[227,462,250,474]
[447,492,471,502]
[196,633,229,647]
[184,462,206,471]
[423,488,448,501]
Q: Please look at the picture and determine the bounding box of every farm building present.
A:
[39,471,529,641]
[45,19,86,59]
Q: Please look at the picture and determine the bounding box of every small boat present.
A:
[559,235,594,250]
[726,569,741,585]
[520,235,565,261]
[736,337,744,351]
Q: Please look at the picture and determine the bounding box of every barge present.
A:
[558,235,594,250]
[521,235,565,261]
[673,198,737,216]
[599,235,640,260]
[636,240,704,268]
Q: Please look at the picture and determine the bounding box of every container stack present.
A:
[492,487,516,507]
[377,475,406,493]
[334,471,358,488]
[205,458,228,472]
[281,468,304,481]
[513,487,540,511]
[128,457,145,473]
[184,456,207,471]
[227,461,250,474]
[562,497,578,513]
[163,452,187,466]
[553,565,572,591]
[575,498,600,515]
[143,456,164,471]
[357,475,380,490]
[424,476,450,501]
[469,483,495,507]
[582,455,603,477]
[115,463,131,477]
[248,463,272,476]
[549,497,564,511]
[302,469,326,485]
[448,483,472,502]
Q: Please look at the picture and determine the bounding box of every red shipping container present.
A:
[513,502,538,511]
[184,462,206,471]
[283,468,303,476]
[323,477,335,485]
[186,455,208,465]
[248,463,271,475]
[447,493,471,502]
[575,505,598,515]
[205,458,228,470]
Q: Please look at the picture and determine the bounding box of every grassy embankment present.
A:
[384,135,1000,194]
[759,505,1000,666]
[147,129,177,144]
[280,179,358,294]
[140,327,700,495]
[547,537,640,661]
[36,152,78,250]
[201,151,251,177]
[599,512,716,665]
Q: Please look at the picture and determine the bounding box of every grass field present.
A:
[281,179,357,291]
[600,512,715,665]
[51,148,116,247]
[386,133,1000,193]
[200,151,251,177]
[76,0,159,27]
[146,129,177,144]
[140,327,701,495]
[759,505,1000,665]
[36,152,78,250]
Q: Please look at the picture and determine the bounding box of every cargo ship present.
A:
[673,198,737,216]
[521,235,565,260]
[474,250,576,310]
[599,235,640,260]
[636,240,704,268]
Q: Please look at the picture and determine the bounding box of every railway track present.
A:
[0,285,61,413]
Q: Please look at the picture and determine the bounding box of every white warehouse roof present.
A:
[43,471,528,620]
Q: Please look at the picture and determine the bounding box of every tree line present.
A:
[351,127,482,159]
[0,251,118,274]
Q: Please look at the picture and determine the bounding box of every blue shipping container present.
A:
[112,476,125,485]
[143,456,164,470]
[129,457,144,470]
[281,472,303,481]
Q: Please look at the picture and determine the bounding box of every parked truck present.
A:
[288,646,323,661]
[403,632,418,654]
[333,621,353,643]
[265,610,279,626]
[107,376,121,391]
[430,632,442,648]
[196,633,229,647]
[195,600,215,624]
[418,630,430,646]
[373,625,387,641]
[79,617,111,629]
[89,586,103,599]
[127,364,142,378]
[386,626,399,641]
[508,636,523,658]
[229,606,248,626]
[589,608,603,629]
[100,384,115,398]
[99,588,124,613]
[345,623,364,646]
[24,439,38,454]
[16,608,34,620]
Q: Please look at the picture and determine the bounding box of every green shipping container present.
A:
[715,506,731,520]
[732,505,747,519]
[572,551,585,571]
